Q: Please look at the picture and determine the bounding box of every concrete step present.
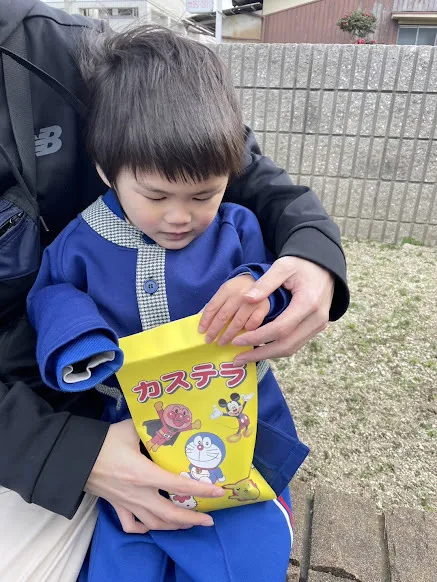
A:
[287,481,437,582]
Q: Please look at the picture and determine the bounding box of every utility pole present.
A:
[63,0,72,14]
[215,0,222,44]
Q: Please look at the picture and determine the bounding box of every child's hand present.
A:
[199,274,270,346]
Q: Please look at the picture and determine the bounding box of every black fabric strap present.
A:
[0,43,87,119]
[2,24,37,198]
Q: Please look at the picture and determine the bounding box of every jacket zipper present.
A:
[0,212,23,239]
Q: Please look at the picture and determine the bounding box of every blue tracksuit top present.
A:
[27,190,309,494]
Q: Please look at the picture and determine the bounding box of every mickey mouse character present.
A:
[143,402,201,452]
[210,393,254,443]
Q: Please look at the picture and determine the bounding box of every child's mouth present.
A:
[163,231,191,240]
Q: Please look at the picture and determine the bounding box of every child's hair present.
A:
[79,25,245,185]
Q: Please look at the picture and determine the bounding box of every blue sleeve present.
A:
[223,205,291,322]
[27,222,123,391]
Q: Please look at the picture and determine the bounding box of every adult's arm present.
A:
[0,125,346,518]
[0,315,109,518]
[224,127,349,320]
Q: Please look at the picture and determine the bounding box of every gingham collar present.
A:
[81,191,156,248]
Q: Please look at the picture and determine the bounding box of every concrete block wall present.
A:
[217,44,437,246]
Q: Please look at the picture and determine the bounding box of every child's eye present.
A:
[193,196,212,202]
[147,197,165,202]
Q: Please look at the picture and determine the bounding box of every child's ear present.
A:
[96,165,111,188]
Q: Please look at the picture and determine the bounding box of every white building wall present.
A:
[42,1,210,37]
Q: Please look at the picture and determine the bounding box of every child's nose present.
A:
[166,207,191,225]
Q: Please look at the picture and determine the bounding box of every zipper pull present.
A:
[39,216,49,232]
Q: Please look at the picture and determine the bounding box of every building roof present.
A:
[186,1,262,32]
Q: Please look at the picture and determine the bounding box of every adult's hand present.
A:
[232,257,334,365]
[84,420,224,534]
[228,257,333,365]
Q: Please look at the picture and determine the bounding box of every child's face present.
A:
[110,168,229,249]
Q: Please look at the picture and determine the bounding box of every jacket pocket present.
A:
[253,418,310,496]
[0,194,40,324]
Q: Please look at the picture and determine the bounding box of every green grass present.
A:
[401,236,424,246]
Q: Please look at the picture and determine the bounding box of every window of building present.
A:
[109,8,139,18]
[398,26,437,46]
[79,8,99,18]
[82,7,139,19]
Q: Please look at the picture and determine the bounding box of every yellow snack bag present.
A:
[116,313,276,512]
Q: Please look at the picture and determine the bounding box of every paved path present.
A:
[287,482,437,582]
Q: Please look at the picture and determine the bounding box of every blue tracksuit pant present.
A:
[79,487,293,582]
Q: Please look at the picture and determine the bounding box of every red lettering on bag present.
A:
[161,370,192,394]
[132,380,162,403]
[190,363,219,389]
[219,362,247,388]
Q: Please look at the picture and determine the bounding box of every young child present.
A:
[27,26,309,581]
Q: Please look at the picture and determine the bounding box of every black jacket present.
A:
[0,0,349,519]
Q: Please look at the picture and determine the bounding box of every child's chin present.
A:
[159,236,194,250]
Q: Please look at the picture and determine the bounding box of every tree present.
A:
[337,9,377,44]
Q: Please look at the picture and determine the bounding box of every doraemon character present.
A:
[180,432,226,484]
[170,494,198,510]
[143,402,201,452]
[210,392,254,443]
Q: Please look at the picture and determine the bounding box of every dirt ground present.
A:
[273,239,437,512]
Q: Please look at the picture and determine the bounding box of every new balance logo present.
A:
[35,125,62,157]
